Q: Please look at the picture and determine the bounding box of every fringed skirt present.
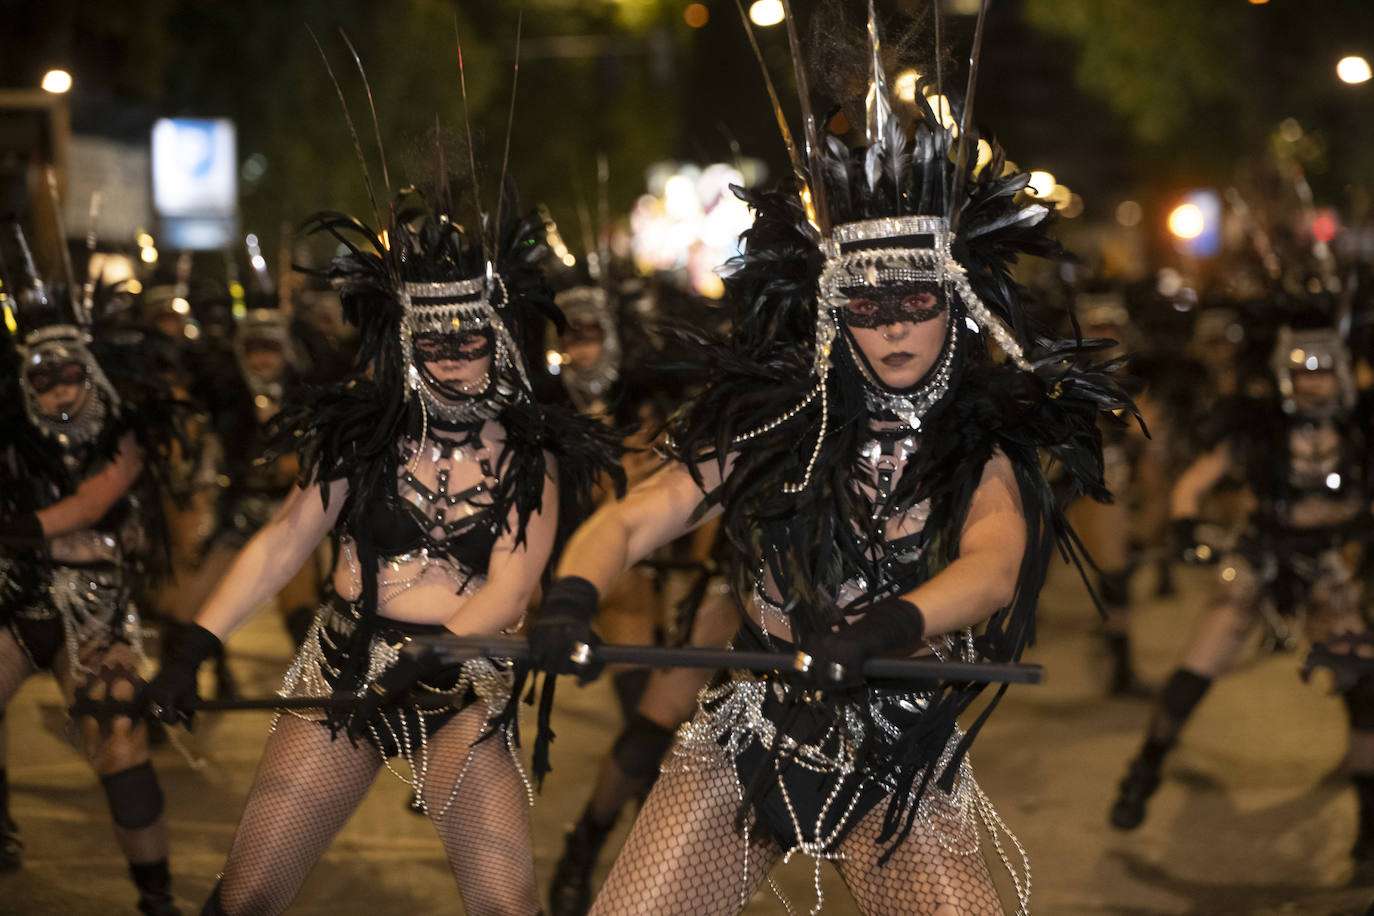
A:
[276,595,532,814]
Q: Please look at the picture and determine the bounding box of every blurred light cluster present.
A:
[630,161,760,298]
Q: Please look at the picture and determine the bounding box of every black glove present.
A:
[1171,517,1216,564]
[0,513,44,549]
[344,636,454,744]
[529,576,603,681]
[1304,631,1374,689]
[796,596,927,690]
[144,624,221,727]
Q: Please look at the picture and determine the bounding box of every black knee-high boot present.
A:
[200,882,227,916]
[1110,669,1212,830]
[131,859,180,916]
[1098,569,1140,696]
[1342,679,1374,866]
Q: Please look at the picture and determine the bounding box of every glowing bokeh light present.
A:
[1115,200,1143,228]
[1026,171,1056,198]
[684,3,709,28]
[41,70,72,94]
[1337,55,1372,85]
[749,0,784,27]
[1167,203,1205,240]
[894,70,920,103]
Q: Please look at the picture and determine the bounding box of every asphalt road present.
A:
[3,561,1372,914]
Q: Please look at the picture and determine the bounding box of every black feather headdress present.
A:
[273,36,621,564]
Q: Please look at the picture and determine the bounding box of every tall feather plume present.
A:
[863,0,892,148]
[307,27,386,236]
[492,11,523,254]
[12,225,47,305]
[780,0,829,235]
[596,153,611,284]
[339,29,392,202]
[949,0,991,230]
[730,0,819,238]
[453,15,490,263]
[81,191,102,317]
[569,164,597,273]
[44,168,81,324]
[435,114,450,214]
[932,0,945,216]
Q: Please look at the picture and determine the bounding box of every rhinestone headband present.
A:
[820,215,949,258]
[399,278,487,305]
[21,324,87,350]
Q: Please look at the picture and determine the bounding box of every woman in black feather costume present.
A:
[144,185,621,915]
[526,6,1133,913]
[0,247,185,915]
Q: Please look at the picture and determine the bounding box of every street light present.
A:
[1337,55,1371,85]
[41,70,72,94]
[749,0,785,28]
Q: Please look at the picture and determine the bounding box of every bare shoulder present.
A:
[967,449,1024,523]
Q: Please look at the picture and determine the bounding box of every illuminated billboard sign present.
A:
[151,118,237,249]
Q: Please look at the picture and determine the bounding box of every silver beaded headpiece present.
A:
[550,285,621,414]
[729,0,1040,493]
[1271,325,1355,415]
[397,270,532,425]
[18,323,119,448]
[738,214,1035,493]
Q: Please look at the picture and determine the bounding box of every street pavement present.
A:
[2,561,1373,914]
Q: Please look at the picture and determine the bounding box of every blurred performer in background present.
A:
[526,5,1133,911]
[1110,313,1374,871]
[193,301,321,648]
[144,177,620,914]
[1067,289,1148,694]
[0,237,184,916]
[540,260,737,915]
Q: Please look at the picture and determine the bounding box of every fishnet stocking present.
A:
[217,714,381,915]
[592,742,1007,916]
[422,703,541,916]
[834,794,1003,916]
[0,630,37,762]
[588,747,783,916]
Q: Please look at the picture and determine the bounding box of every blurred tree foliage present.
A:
[1023,0,1374,204]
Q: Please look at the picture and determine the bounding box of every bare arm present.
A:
[555,459,722,594]
[899,452,1027,639]
[1169,443,1233,519]
[195,480,346,640]
[444,456,560,636]
[36,433,142,537]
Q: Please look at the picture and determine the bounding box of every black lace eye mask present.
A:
[840,283,946,329]
[414,329,495,363]
[561,322,605,347]
[26,361,87,394]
